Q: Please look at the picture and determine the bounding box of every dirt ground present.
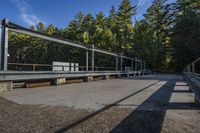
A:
[0,74,200,133]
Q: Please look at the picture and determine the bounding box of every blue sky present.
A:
[0,0,175,28]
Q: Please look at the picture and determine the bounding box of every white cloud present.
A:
[137,0,150,7]
[11,0,45,26]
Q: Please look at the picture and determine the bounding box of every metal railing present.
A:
[184,57,200,74]
[7,63,117,72]
[0,18,146,72]
[183,57,200,105]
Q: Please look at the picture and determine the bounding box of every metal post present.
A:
[116,56,118,71]
[33,64,36,71]
[91,44,94,71]
[0,19,9,71]
[140,61,143,76]
[135,58,137,71]
[120,53,123,71]
[144,61,146,75]
[131,59,133,71]
[192,63,195,73]
[187,65,190,72]
[86,49,88,71]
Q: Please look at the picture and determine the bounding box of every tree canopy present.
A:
[7,0,200,72]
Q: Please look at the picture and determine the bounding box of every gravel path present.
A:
[0,74,200,133]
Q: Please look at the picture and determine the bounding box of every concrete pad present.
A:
[0,74,190,111]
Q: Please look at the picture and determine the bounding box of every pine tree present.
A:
[133,20,158,69]
[115,0,136,54]
[172,0,200,71]
[144,0,171,70]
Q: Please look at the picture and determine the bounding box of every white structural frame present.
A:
[0,19,144,72]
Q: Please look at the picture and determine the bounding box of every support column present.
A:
[116,56,118,71]
[91,44,94,71]
[86,49,88,71]
[187,65,190,72]
[195,96,200,107]
[143,61,146,75]
[192,63,195,73]
[0,19,9,71]
[131,59,133,71]
[103,75,109,80]
[140,61,142,76]
[134,58,137,76]
[53,78,66,85]
[116,74,121,78]
[0,81,13,92]
[120,53,123,71]
[135,58,137,71]
[84,76,93,82]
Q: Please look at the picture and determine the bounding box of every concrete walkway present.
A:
[1,74,200,133]
[0,74,190,111]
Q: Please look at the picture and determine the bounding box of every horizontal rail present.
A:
[0,19,147,73]
[94,48,117,56]
[7,21,139,61]
[9,28,88,50]
[189,57,200,66]
[0,71,137,81]
[183,72,200,104]
[8,62,116,71]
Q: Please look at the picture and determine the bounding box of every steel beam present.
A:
[86,49,88,71]
[94,48,117,56]
[143,61,146,75]
[186,65,190,72]
[131,59,133,71]
[9,28,88,50]
[92,44,94,71]
[116,56,118,71]
[135,58,137,71]
[192,63,195,73]
[120,53,123,71]
[3,19,145,72]
[0,19,9,70]
[0,71,130,82]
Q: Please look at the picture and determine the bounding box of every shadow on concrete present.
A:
[110,80,199,133]
[54,81,160,133]
[55,76,199,133]
[109,81,175,133]
[173,89,192,93]
[121,74,183,81]
[167,102,199,110]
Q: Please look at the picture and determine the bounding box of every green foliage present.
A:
[143,0,172,70]
[7,0,200,72]
[172,0,200,71]
[132,20,159,69]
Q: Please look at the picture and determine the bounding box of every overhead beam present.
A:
[9,28,88,50]
[94,48,117,56]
